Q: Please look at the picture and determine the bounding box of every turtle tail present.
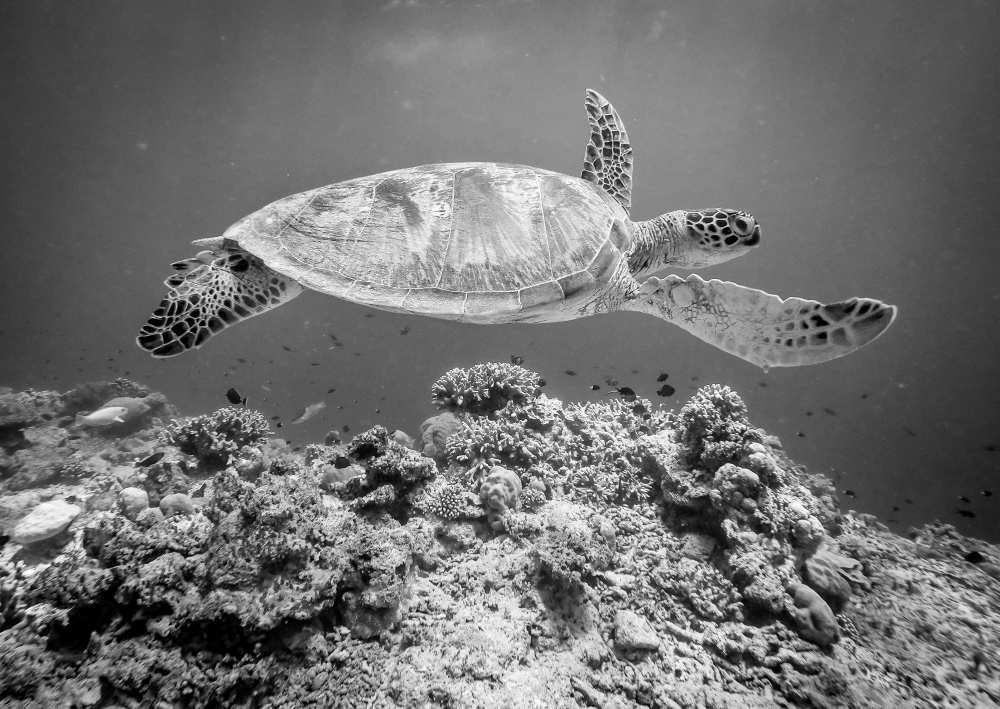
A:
[136,248,303,358]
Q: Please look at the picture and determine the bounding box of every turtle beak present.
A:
[745,225,761,247]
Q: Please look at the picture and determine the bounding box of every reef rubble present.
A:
[0,365,997,708]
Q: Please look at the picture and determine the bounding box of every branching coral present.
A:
[416,480,476,520]
[431,363,541,416]
[675,384,762,472]
[342,426,436,518]
[161,406,270,467]
[445,401,564,480]
[22,463,418,686]
[444,384,667,510]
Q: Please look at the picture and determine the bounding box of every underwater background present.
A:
[1,0,998,540]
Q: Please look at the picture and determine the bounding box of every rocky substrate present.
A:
[0,365,997,708]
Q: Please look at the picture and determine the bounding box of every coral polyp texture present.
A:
[161,406,271,467]
[431,362,542,416]
[0,366,997,708]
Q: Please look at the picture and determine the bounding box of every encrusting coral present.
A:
[0,366,997,708]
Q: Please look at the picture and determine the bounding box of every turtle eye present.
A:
[729,212,756,237]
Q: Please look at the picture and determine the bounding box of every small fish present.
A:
[136,451,165,467]
[904,498,914,504]
[823,407,837,416]
[565,369,577,376]
[956,509,976,518]
[958,495,971,504]
[891,506,900,512]
[758,381,768,388]
[510,355,524,365]
[843,489,856,498]
[604,376,619,387]
[985,445,999,453]
[282,345,295,352]
[76,406,129,427]
[341,424,350,433]
[902,426,917,437]
[291,401,326,424]
[610,386,636,402]
[796,432,806,438]
[656,384,675,397]
[538,379,547,387]
[982,489,993,497]
[327,387,336,394]
[237,357,247,364]
[631,402,648,416]
[805,411,814,416]
[226,387,247,406]
[656,372,669,382]
[590,384,600,391]
[400,326,410,335]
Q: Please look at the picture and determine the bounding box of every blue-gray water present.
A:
[2,1,998,538]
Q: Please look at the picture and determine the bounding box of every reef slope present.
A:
[0,366,997,708]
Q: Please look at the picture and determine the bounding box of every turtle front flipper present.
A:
[581,89,633,214]
[626,274,897,368]
[136,249,303,358]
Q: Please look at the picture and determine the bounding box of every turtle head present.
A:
[628,209,761,278]
[679,209,760,267]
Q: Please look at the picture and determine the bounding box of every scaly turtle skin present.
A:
[137,90,896,368]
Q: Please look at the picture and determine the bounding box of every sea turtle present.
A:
[137,90,896,368]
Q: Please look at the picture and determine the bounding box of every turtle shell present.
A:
[222,162,630,322]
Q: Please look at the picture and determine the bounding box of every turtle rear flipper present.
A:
[137,249,302,358]
[628,274,897,368]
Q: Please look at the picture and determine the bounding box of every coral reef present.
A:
[431,362,541,416]
[0,366,997,708]
[160,406,271,467]
[479,465,522,530]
